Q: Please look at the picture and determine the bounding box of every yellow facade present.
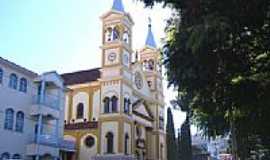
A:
[62,1,166,160]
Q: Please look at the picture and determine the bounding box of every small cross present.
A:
[148,17,152,25]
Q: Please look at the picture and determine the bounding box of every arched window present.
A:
[76,103,84,119]
[19,78,27,93]
[1,152,10,160]
[143,60,148,70]
[106,132,114,154]
[9,73,18,89]
[0,68,3,84]
[148,59,155,71]
[124,98,130,114]
[12,154,21,159]
[111,96,118,113]
[15,111,24,132]
[124,133,129,155]
[112,27,119,40]
[105,27,112,42]
[103,97,110,113]
[147,81,152,88]
[4,108,14,130]
[123,31,129,43]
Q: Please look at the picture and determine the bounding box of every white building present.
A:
[192,134,231,160]
[0,57,75,160]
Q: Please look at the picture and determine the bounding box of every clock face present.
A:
[108,52,117,62]
[135,72,143,89]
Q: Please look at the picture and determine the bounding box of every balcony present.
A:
[65,121,98,130]
[30,95,60,118]
[26,134,76,156]
[33,95,59,110]
[28,134,58,147]
[38,134,58,147]
[26,134,59,157]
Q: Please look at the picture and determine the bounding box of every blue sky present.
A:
[0,0,190,132]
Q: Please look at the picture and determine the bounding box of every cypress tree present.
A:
[177,129,181,160]
[166,107,178,160]
[179,116,192,160]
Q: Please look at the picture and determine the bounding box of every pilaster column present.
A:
[57,89,61,110]
[35,114,43,160]
[37,115,43,142]
[40,80,46,103]
[55,119,59,139]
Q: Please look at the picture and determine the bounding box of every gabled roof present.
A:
[133,99,154,121]
[0,56,37,78]
[112,0,125,12]
[61,68,100,85]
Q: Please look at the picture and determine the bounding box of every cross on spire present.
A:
[148,17,152,27]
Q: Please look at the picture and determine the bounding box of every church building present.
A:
[61,0,166,159]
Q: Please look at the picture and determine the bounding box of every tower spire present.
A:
[112,0,125,12]
[145,17,157,48]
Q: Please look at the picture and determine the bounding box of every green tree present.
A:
[166,108,178,160]
[138,0,270,159]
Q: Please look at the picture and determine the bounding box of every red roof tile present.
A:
[61,68,100,85]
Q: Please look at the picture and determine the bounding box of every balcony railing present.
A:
[65,121,98,130]
[33,95,59,110]
[29,134,76,150]
[35,134,58,147]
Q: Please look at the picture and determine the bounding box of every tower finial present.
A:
[145,17,157,48]
[148,17,152,28]
[112,0,125,12]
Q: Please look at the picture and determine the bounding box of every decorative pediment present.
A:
[133,99,153,121]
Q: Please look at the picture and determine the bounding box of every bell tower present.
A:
[139,19,166,160]
[100,0,134,71]
[98,0,135,156]
[139,19,163,100]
